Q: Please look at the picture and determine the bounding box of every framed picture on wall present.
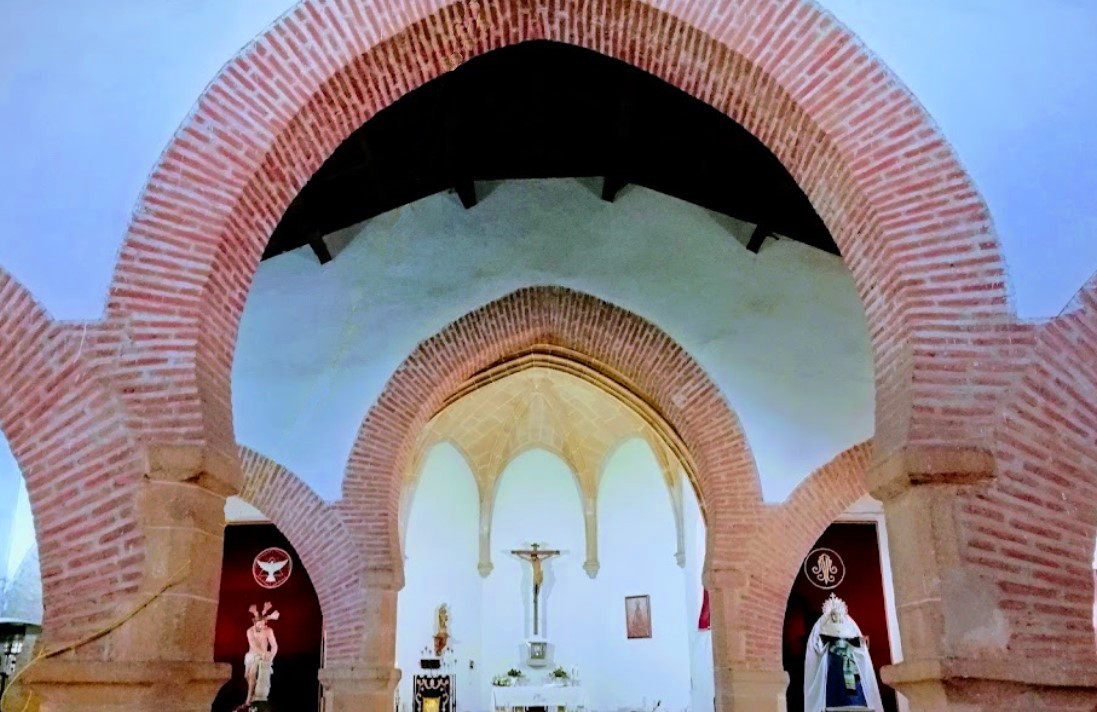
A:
[625,595,652,639]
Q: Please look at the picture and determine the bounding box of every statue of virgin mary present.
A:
[804,593,884,712]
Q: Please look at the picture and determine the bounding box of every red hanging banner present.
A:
[698,588,711,630]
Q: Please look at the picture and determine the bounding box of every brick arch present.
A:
[237,446,370,664]
[107,0,1011,480]
[342,286,761,579]
[741,441,872,666]
[0,270,147,645]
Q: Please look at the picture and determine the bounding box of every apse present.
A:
[397,442,710,712]
[396,367,713,712]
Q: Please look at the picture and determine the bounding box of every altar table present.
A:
[491,684,588,710]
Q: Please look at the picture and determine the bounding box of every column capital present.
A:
[702,565,749,592]
[868,445,994,500]
[146,443,242,496]
[361,567,404,591]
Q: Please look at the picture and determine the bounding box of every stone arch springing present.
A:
[105,0,1013,490]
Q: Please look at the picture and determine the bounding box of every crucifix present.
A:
[510,543,561,636]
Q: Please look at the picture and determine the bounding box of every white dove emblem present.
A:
[258,557,288,583]
[253,547,293,588]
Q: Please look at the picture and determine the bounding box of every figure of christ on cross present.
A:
[510,543,561,636]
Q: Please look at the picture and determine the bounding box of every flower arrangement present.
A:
[493,669,525,686]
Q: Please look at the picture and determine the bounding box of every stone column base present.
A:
[21,659,229,712]
[319,665,401,712]
[716,669,788,712]
[883,659,1097,712]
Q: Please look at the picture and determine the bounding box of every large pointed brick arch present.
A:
[341,286,762,578]
[107,0,1012,481]
[237,446,370,664]
[0,270,147,644]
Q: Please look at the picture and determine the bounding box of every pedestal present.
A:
[21,658,229,712]
[715,669,788,712]
[319,665,401,712]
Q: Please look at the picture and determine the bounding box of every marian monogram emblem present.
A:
[803,548,845,590]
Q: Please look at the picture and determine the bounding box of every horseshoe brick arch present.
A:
[237,446,372,665]
[106,0,1012,488]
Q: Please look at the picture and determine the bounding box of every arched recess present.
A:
[398,440,477,558]
[237,446,370,664]
[106,0,1012,485]
[740,441,872,667]
[597,434,690,571]
[483,444,590,575]
[0,270,148,647]
[341,286,760,581]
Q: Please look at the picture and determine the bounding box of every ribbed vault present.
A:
[404,365,688,578]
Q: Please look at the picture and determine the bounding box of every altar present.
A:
[491,684,588,711]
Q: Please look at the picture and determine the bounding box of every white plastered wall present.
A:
[233,179,874,504]
[397,441,709,712]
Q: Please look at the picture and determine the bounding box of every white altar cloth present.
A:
[492,684,588,710]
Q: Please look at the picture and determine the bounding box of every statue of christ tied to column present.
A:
[242,602,279,708]
[510,543,560,636]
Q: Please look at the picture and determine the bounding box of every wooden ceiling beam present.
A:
[308,232,333,264]
[601,71,637,204]
[746,224,771,254]
[262,42,840,262]
[601,175,626,202]
[455,179,478,209]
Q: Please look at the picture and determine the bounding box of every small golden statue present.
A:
[433,603,450,656]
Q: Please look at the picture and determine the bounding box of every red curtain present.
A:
[698,588,711,630]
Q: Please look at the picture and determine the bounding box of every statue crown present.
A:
[822,593,848,619]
